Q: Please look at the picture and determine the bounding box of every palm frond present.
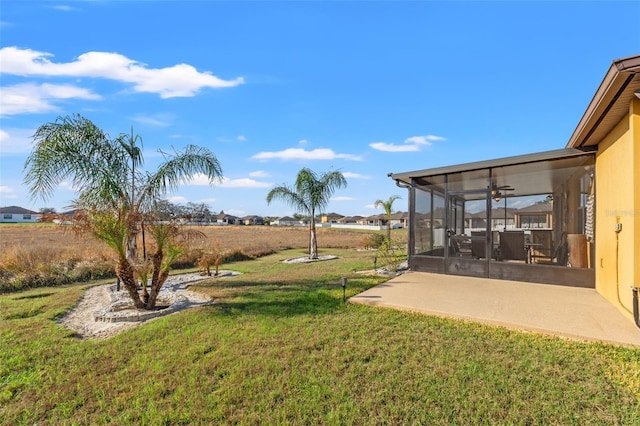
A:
[144,145,223,201]
[266,185,310,214]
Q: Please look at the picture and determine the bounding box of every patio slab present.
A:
[350,271,640,347]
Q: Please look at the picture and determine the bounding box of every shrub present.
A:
[361,233,386,250]
[376,238,408,272]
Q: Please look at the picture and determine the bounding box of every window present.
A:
[3,214,12,220]
[23,214,31,220]
[520,214,547,229]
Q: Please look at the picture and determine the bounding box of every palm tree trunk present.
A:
[147,250,171,309]
[116,257,145,309]
[309,217,318,259]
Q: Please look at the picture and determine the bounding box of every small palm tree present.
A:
[374,195,401,243]
[266,168,347,259]
[24,114,223,309]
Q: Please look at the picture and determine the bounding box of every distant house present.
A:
[514,203,553,229]
[389,212,409,229]
[242,215,264,226]
[364,214,385,227]
[465,211,488,230]
[214,213,239,225]
[270,216,304,226]
[320,212,344,224]
[0,206,41,223]
[490,208,517,231]
[337,215,366,225]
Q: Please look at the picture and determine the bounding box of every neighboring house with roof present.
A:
[320,212,344,224]
[336,215,365,225]
[242,215,264,226]
[515,203,553,229]
[214,213,239,225]
[465,211,488,230]
[490,208,517,231]
[270,216,304,226]
[388,54,640,327]
[389,212,409,229]
[364,214,385,227]
[0,206,41,223]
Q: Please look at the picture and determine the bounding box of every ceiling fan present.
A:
[491,183,514,202]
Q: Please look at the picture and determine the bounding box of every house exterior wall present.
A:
[0,213,40,223]
[594,97,640,322]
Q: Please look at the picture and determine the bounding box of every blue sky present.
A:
[1,1,639,218]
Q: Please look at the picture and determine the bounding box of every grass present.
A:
[1,248,639,424]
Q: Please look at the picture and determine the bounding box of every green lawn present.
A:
[1,248,639,425]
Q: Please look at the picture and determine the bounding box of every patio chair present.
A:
[471,231,486,259]
[499,231,527,261]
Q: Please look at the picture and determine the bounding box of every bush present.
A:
[376,238,408,272]
[361,233,386,250]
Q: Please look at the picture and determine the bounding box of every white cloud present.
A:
[249,170,270,178]
[298,139,308,145]
[405,135,445,145]
[364,203,377,209]
[218,177,272,188]
[236,135,247,142]
[0,46,244,100]
[167,195,188,204]
[370,134,446,153]
[332,196,355,201]
[0,82,101,116]
[252,148,362,162]
[187,173,272,188]
[185,173,222,186]
[57,180,77,191]
[0,185,17,198]
[343,172,371,179]
[0,127,35,154]
[370,142,420,152]
[199,197,217,204]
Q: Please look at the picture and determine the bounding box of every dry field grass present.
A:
[0,223,387,291]
[0,223,371,254]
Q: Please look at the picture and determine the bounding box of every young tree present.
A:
[266,168,347,259]
[374,195,401,243]
[24,114,223,309]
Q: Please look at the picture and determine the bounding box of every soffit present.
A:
[566,54,640,148]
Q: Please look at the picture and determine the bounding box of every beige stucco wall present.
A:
[594,97,640,321]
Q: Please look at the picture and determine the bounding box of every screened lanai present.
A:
[390,148,596,287]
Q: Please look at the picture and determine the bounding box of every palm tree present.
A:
[374,195,401,243]
[24,114,223,309]
[266,168,347,259]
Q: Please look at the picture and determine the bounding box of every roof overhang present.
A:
[388,147,594,186]
[566,54,640,148]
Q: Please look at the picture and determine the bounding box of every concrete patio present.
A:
[350,271,640,347]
